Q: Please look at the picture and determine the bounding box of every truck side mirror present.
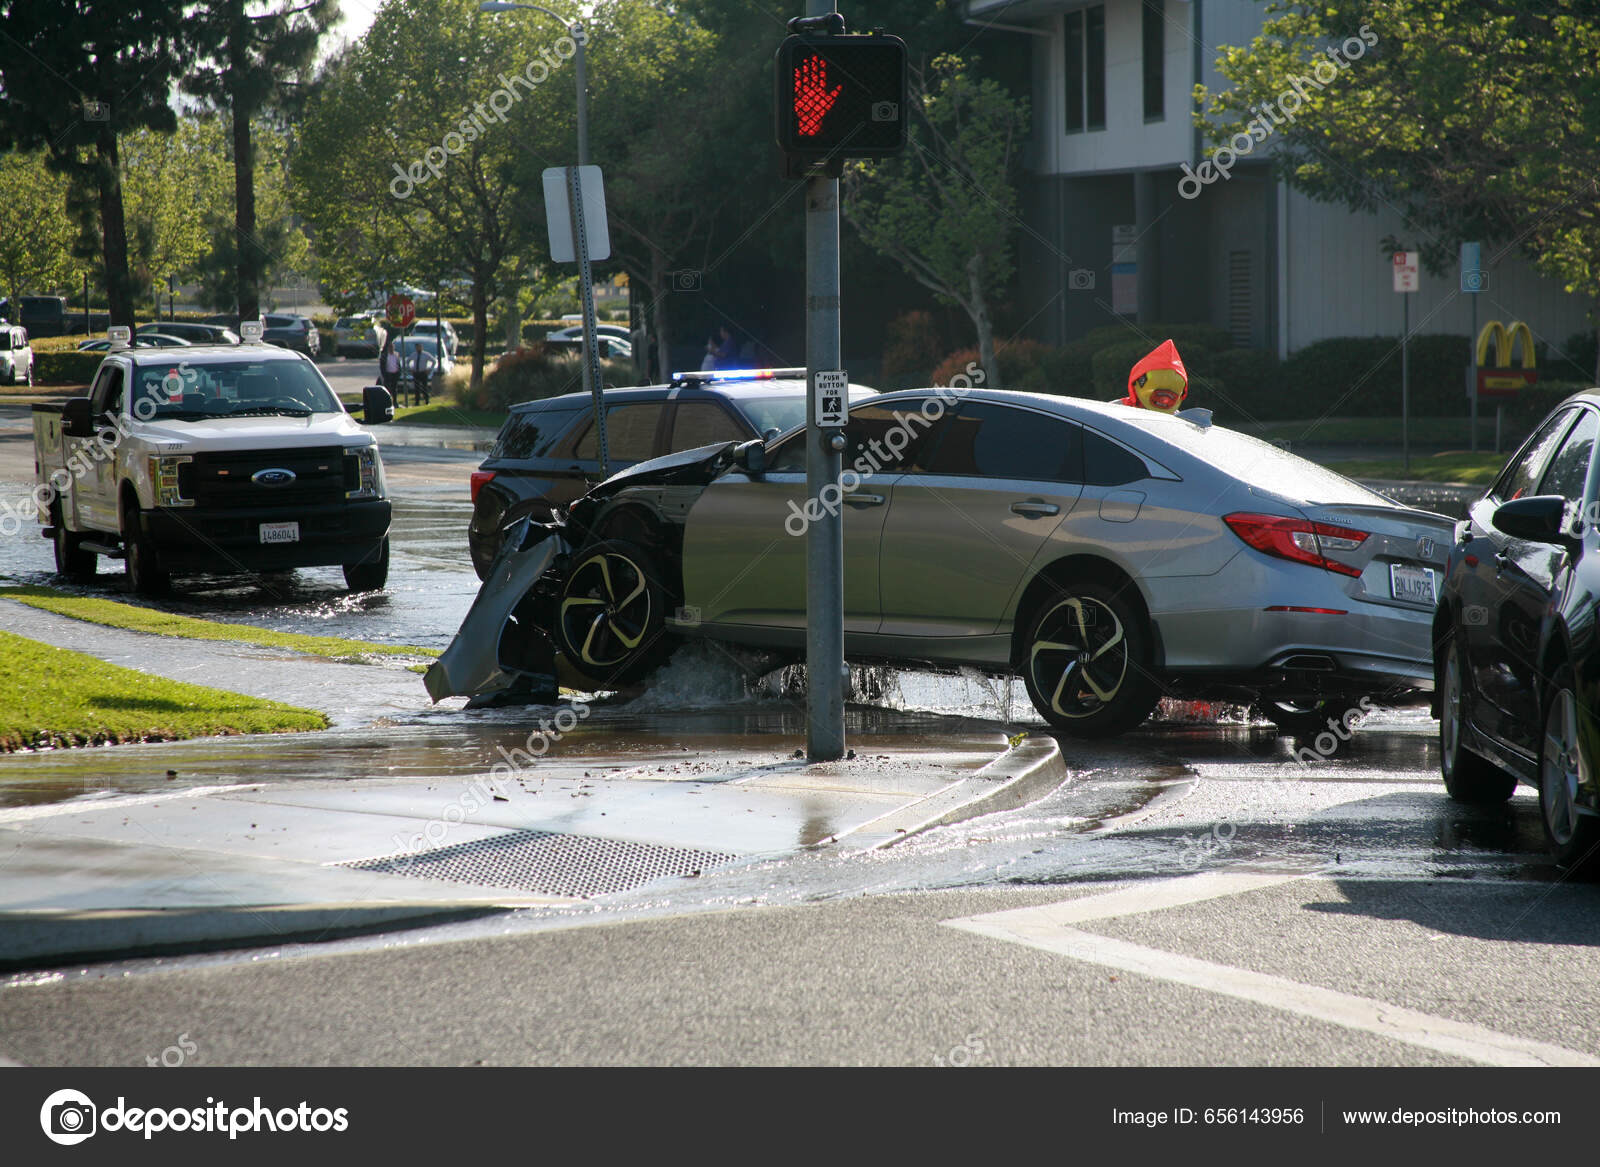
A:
[359,385,394,425]
[61,397,93,438]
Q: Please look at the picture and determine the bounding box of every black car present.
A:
[136,321,240,345]
[467,369,874,579]
[1434,389,1600,866]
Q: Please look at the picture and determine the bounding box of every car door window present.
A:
[90,366,123,417]
[768,400,943,473]
[493,407,584,460]
[572,402,664,462]
[1537,409,1598,502]
[671,401,746,450]
[919,402,1083,480]
[1494,408,1577,502]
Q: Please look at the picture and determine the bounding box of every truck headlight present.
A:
[344,444,383,499]
[148,454,193,507]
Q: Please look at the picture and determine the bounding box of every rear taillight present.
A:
[470,470,496,503]
[1224,512,1369,577]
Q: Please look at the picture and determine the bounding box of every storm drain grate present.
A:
[338,830,739,899]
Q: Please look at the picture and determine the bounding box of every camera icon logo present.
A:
[82,100,110,122]
[669,269,702,293]
[1068,268,1095,290]
[870,101,899,122]
[40,1089,97,1146]
[1462,605,1489,627]
[1462,269,1489,292]
[674,605,702,627]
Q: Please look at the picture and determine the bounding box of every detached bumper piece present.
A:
[425,518,568,707]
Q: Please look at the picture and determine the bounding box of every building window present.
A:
[1064,6,1106,134]
[1143,0,1165,122]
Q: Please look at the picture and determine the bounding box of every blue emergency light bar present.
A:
[670,368,807,384]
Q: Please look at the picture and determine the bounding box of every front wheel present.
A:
[1438,629,1516,803]
[121,499,169,596]
[1020,580,1160,738]
[554,539,671,687]
[1539,666,1600,871]
[343,536,389,592]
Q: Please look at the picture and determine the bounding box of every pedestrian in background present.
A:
[380,339,402,402]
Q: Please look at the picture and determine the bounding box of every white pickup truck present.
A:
[33,337,395,594]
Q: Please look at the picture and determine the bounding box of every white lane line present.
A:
[0,785,264,824]
[944,871,1600,1068]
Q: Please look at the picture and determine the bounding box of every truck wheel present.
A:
[50,503,95,578]
[343,536,389,592]
[121,500,169,595]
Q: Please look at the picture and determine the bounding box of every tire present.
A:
[343,535,389,592]
[1020,580,1161,738]
[1257,698,1346,738]
[1538,666,1600,871]
[50,502,95,578]
[1438,629,1517,802]
[121,498,169,596]
[554,539,672,687]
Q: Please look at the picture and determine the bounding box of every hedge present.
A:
[34,350,104,386]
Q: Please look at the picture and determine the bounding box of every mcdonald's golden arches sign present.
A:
[1476,320,1538,399]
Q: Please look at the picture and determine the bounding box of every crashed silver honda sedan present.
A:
[428,389,1454,738]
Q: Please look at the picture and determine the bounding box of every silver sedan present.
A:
[433,389,1455,737]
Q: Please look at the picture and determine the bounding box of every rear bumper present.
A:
[142,499,390,572]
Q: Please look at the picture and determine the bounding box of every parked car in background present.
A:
[1433,389,1600,868]
[132,333,193,349]
[0,324,33,385]
[137,322,239,346]
[465,369,877,579]
[406,319,458,358]
[543,334,632,360]
[0,295,76,337]
[262,313,320,357]
[545,323,631,345]
[335,312,386,357]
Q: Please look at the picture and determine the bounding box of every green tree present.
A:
[121,121,234,314]
[844,55,1027,388]
[0,153,76,306]
[1199,0,1600,377]
[0,0,187,325]
[194,121,312,313]
[294,0,543,389]
[184,0,341,323]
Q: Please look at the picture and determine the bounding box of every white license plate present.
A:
[259,521,300,545]
[1390,563,1436,604]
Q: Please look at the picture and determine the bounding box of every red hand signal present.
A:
[793,54,842,137]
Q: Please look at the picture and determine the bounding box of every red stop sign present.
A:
[386,294,415,330]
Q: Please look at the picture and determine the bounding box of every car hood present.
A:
[586,441,738,500]
[133,413,371,449]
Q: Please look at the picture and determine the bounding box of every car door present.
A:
[1463,407,1580,748]
[680,400,942,636]
[1485,407,1600,752]
[876,400,1085,640]
[77,362,126,531]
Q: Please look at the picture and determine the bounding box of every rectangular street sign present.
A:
[542,165,610,263]
[813,369,847,427]
[1393,251,1419,293]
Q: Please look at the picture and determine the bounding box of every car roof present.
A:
[121,344,312,367]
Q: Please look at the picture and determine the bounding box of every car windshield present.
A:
[130,359,343,419]
[0,333,11,351]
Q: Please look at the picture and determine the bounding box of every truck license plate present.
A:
[1390,563,1436,604]
[259,521,300,545]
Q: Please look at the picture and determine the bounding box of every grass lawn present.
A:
[0,585,438,664]
[0,629,327,751]
[1312,450,1506,484]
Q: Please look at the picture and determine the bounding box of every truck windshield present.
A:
[130,359,344,420]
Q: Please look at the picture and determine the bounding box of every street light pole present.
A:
[480,1,605,472]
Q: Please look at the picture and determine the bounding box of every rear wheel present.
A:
[343,536,389,591]
[50,503,95,578]
[1020,580,1160,738]
[554,539,671,686]
[1438,630,1516,803]
[121,498,169,596]
[1539,667,1600,871]
[1257,698,1345,738]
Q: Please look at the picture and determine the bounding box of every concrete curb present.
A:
[832,735,1067,852]
[0,903,520,972]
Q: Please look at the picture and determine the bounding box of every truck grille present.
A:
[189,446,349,508]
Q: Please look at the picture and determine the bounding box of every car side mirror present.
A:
[1491,495,1576,548]
[358,384,394,425]
[61,397,93,438]
[732,439,766,476]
